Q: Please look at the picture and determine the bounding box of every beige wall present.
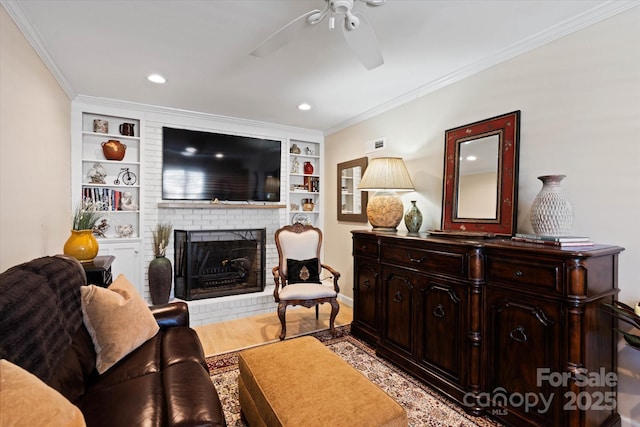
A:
[0,6,71,271]
[325,7,640,424]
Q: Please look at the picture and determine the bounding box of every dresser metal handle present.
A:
[408,252,426,263]
[363,279,371,289]
[514,270,523,277]
[509,325,528,343]
[393,291,403,303]
[433,304,445,318]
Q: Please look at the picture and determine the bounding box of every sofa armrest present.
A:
[150,301,190,329]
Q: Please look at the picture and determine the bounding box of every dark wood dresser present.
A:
[352,230,623,427]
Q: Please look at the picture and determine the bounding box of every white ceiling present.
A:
[4,0,637,133]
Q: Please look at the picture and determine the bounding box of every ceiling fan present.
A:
[250,0,385,70]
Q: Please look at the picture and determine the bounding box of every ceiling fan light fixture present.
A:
[297,103,312,111]
[252,0,384,70]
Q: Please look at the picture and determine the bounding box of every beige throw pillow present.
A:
[0,359,86,427]
[80,275,159,374]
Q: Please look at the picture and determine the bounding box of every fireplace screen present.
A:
[174,229,266,300]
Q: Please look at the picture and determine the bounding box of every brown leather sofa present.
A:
[0,255,226,427]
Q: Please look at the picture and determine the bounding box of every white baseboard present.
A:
[338,294,353,308]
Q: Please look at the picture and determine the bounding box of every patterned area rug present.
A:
[206,326,500,426]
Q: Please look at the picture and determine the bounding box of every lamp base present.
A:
[371,226,399,233]
[367,191,404,232]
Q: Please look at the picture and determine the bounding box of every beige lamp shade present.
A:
[358,157,415,231]
[358,157,415,191]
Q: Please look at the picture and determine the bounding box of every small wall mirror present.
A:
[440,111,520,236]
[337,157,368,222]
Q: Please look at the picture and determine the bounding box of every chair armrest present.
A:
[150,301,190,329]
[321,264,341,293]
[272,266,282,302]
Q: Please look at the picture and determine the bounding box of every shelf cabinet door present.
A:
[98,242,142,296]
[485,288,563,427]
[417,277,466,386]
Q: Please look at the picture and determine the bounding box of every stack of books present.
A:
[511,233,594,247]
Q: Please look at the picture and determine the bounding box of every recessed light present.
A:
[297,103,311,111]
[466,156,477,161]
[148,74,166,84]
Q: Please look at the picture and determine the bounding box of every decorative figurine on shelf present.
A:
[87,162,107,184]
[290,144,301,154]
[115,224,134,238]
[92,218,110,237]
[305,147,315,156]
[120,191,138,211]
[291,157,300,174]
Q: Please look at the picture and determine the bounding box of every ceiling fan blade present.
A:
[341,13,384,70]
[359,0,386,6]
[251,9,321,57]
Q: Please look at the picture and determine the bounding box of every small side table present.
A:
[82,255,115,287]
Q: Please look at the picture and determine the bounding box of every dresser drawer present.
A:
[380,244,466,277]
[487,256,563,294]
[353,236,379,258]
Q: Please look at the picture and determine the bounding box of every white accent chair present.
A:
[272,223,340,340]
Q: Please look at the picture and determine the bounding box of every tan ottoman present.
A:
[238,336,407,427]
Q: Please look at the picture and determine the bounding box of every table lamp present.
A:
[358,157,415,231]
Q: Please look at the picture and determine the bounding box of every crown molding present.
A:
[74,95,323,139]
[1,0,76,99]
[324,0,640,136]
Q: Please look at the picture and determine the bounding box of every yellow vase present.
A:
[63,229,99,263]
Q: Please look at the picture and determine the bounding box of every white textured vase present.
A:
[530,175,574,236]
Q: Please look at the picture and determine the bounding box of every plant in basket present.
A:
[64,204,101,263]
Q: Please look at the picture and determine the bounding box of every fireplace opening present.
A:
[174,229,266,300]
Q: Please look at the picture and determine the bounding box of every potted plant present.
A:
[63,204,101,262]
[602,301,640,350]
[149,222,173,304]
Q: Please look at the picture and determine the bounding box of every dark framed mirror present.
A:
[337,157,368,222]
[439,111,520,237]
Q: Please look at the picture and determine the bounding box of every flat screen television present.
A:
[162,127,281,202]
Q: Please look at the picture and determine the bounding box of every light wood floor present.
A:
[194,303,353,356]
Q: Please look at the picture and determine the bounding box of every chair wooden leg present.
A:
[277,302,287,340]
[329,298,339,335]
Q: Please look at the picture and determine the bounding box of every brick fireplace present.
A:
[144,116,297,326]
[174,229,266,300]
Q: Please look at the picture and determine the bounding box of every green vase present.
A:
[404,201,423,233]
[149,256,172,305]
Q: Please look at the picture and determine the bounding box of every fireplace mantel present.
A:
[158,202,285,209]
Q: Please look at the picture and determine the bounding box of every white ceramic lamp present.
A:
[358,157,415,232]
